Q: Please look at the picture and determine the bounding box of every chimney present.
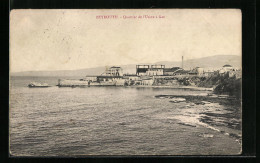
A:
[182,56,184,69]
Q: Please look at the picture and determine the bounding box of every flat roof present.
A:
[110,66,122,68]
[97,76,123,78]
[223,64,232,67]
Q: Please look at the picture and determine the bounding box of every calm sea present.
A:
[9,76,241,156]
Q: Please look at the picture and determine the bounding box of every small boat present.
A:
[28,82,50,88]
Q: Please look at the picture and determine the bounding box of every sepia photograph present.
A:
[9,9,242,156]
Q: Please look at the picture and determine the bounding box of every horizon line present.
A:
[10,54,240,73]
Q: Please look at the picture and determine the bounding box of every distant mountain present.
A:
[11,55,241,77]
[10,67,106,77]
[155,55,241,70]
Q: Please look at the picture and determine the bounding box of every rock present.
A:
[169,98,186,103]
[199,134,214,138]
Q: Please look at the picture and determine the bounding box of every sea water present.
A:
[9,76,241,156]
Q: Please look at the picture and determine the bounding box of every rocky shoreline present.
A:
[127,85,213,91]
[155,94,242,143]
[155,94,241,106]
[57,83,214,91]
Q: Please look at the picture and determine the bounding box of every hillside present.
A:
[155,55,241,70]
[11,55,241,77]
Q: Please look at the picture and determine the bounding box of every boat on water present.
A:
[28,82,50,88]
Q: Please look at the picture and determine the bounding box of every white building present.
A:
[146,68,164,76]
[101,66,123,76]
[141,79,154,85]
[136,65,165,76]
[128,76,140,81]
[188,67,204,76]
[219,65,235,74]
[83,76,97,82]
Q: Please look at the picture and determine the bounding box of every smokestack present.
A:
[182,56,184,69]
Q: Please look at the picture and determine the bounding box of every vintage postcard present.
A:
[9,9,242,156]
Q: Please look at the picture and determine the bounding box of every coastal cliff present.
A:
[153,73,241,99]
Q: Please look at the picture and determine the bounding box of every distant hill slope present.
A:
[11,55,241,77]
[155,55,241,70]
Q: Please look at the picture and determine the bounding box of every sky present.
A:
[10,9,241,72]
